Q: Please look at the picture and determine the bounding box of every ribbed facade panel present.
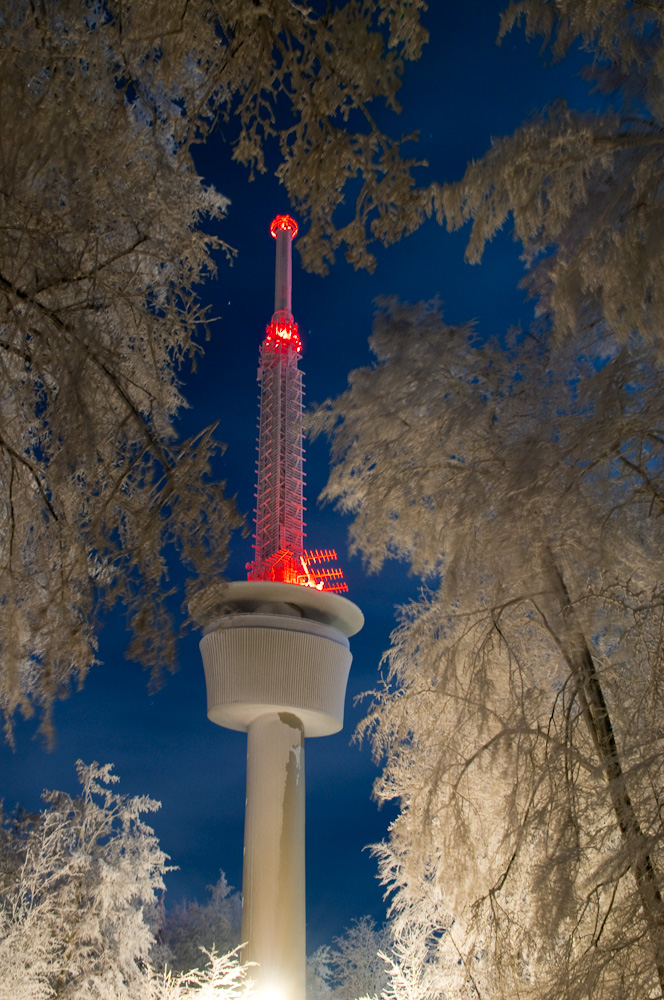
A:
[200,626,352,737]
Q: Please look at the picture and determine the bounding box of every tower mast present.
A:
[248,214,346,592]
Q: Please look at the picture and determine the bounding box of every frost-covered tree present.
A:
[0,761,257,999]
[147,946,254,1000]
[437,0,664,355]
[312,4,664,994]
[157,873,241,975]
[0,0,428,739]
[308,917,392,1000]
[308,918,445,1000]
[0,761,169,1000]
[313,298,664,1000]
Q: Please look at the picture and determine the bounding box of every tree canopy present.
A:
[313,1,664,992]
[314,296,664,999]
[438,0,664,354]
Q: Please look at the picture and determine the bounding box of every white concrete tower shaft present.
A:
[243,711,305,995]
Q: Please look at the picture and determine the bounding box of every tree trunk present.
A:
[549,559,664,994]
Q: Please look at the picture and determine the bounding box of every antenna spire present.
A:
[271,213,298,314]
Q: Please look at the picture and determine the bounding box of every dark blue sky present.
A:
[1,1,595,952]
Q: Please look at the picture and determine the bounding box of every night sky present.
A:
[1,1,596,952]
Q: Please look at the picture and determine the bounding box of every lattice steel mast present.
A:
[247,214,346,592]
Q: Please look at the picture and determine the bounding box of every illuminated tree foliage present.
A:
[146,947,254,1000]
[439,0,664,355]
[308,917,391,1000]
[156,873,241,975]
[312,5,664,996]
[0,763,252,1000]
[0,0,427,739]
[313,298,664,1000]
[0,762,168,1000]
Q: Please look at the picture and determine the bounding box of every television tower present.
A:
[198,216,363,1000]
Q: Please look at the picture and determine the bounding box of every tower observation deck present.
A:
[197,215,362,1000]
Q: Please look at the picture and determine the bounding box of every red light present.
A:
[270,214,299,240]
[247,547,347,593]
[264,318,302,354]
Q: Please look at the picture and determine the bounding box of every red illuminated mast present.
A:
[247,215,347,593]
